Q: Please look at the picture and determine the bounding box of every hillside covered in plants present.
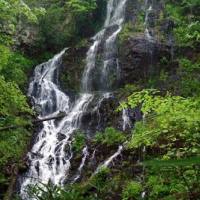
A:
[0,0,200,200]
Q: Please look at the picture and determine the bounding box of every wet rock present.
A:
[80,94,121,134]
[57,132,66,141]
[35,161,40,174]
[119,36,171,86]
[31,152,43,159]
[59,46,89,93]
[47,155,55,166]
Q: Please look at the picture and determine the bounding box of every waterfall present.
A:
[20,50,94,199]
[144,0,154,41]
[71,146,89,183]
[122,109,132,131]
[95,145,123,174]
[20,0,127,198]
[82,0,127,92]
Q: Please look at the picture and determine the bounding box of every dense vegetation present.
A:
[0,0,199,199]
[0,1,40,197]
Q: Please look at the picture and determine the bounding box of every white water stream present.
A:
[122,109,132,131]
[95,145,123,174]
[144,0,154,41]
[20,0,127,198]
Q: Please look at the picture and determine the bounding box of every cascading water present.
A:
[122,109,132,131]
[95,145,123,174]
[82,0,127,92]
[20,50,94,199]
[19,0,127,198]
[71,146,89,183]
[144,0,154,41]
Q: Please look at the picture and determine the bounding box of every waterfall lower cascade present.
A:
[19,0,127,198]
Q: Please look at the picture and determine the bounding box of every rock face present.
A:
[117,0,175,87]
[119,37,172,86]
[58,0,174,92]
[80,94,121,134]
[59,45,89,94]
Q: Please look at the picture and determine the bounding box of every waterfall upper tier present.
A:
[82,0,127,92]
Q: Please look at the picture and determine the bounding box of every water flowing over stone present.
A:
[144,0,154,41]
[122,109,132,131]
[82,0,127,92]
[71,146,89,183]
[142,191,146,199]
[20,51,93,199]
[95,145,123,174]
[19,0,127,198]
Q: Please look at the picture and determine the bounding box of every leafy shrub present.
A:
[72,130,86,153]
[122,181,142,200]
[119,89,200,158]
[0,76,32,116]
[27,183,95,200]
[177,58,200,96]
[166,1,200,46]
[0,45,34,88]
[0,76,32,196]
[26,168,110,200]
[89,167,111,192]
[94,127,126,146]
[67,0,97,15]
[174,21,200,46]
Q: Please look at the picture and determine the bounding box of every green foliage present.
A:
[0,77,32,169]
[0,127,30,165]
[174,21,200,46]
[166,1,200,47]
[94,127,126,146]
[0,45,10,71]
[122,181,142,200]
[177,58,200,96]
[120,90,200,158]
[117,84,141,100]
[26,168,111,200]
[0,48,33,88]
[143,164,200,200]
[89,167,111,192]
[0,47,33,195]
[0,0,199,199]
[143,156,200,167]
[118,22,135,43]
[119,89,159,114]
[0,0,45,46]
[72,130,86,153]
[27,183,95,200]
[179,58,200,72]
[0,76,32,116]
[118,87,200,199]
[24,0,106,51]
[67,0,96,15]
